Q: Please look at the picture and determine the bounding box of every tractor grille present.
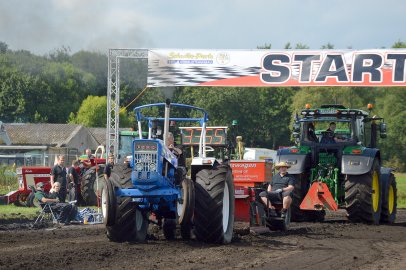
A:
[134,152,158,172]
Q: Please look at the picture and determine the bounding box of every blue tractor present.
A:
[101,100,234,243]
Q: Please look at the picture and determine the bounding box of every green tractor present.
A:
[276,104,397,224]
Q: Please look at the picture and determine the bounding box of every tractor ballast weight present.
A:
[276,104,397,224]
[102,101,234,244]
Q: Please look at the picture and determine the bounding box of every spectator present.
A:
[104,153,114,180]
[50,155,67,203]
[49,182,64,202]
[68,160,80,202]
[82,148,95,169]
[34,182,73,225]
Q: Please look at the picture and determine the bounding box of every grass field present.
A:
[0,204,40,221]
[396,173,406,208]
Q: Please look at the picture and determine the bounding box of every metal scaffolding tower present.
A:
[107,49,148,160]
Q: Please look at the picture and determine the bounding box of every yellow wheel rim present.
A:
[388,185,394,214]
[372,171,379,212]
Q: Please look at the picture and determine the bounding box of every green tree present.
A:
[71,96,132,128]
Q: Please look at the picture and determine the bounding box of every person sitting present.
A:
[261,162,295,218]
[166,132,182,157]
[35,182,77,225]
[322,122,346,143]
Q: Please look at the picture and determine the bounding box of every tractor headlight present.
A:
[149,163,156,171]
[135,163,144,171]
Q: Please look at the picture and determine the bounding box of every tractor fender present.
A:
[276,149,310,174]
[341,148,380,175]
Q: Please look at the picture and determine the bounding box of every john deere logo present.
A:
[216,52,230,65]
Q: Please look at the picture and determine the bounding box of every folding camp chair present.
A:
[34,203,59,225]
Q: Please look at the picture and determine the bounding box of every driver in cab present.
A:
[324,122,346,143]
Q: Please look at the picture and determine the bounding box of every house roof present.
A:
[88,127,106,145]
[4,123,83,147]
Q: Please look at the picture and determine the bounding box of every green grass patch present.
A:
[395,173,406,208]
[0,184,18,195]
[0,204,40,221]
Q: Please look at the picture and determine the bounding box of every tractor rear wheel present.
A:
[345,159,382,224]
[380,174,397,224]
[81,165,105,206]
[194,165,234,244]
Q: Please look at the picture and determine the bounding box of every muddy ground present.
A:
[0,209,405,270]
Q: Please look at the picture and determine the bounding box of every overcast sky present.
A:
[0,0,405,55]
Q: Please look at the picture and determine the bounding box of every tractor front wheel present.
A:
[345,159,382,224]
[194,165,234,244]
[14,193,28,207]
[101,178,116,226]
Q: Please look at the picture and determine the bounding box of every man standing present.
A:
[50,155,67,203]
[103,153,114,180]
[68,160,80,202]
[262,161,295,217]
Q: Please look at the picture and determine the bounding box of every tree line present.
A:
[0,41,405,170]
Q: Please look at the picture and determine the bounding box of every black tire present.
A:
[194,165,234,244]
[14,193,28,207]
[26,192,40,208]
[177,177,195,225]
[81,165,106,206]
[380,174,397,224]
[101,178,116,226]
[180,223,192,240]
[267,208,291,231]
[106,165,148,242]
[345,159,382,224]
[106,197,149,242]
[163,219,177,240]
[290,173,326,222]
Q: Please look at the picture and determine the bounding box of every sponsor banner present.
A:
[147,49,406,87]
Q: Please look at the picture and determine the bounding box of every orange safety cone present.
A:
[300,182,338,211]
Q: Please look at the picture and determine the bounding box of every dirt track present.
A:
[0,209,405,270]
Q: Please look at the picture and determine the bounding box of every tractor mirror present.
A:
[379,122,387,139]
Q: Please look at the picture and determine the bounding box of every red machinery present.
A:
[230,159,273,225]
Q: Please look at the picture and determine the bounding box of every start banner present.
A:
[147,49,406,87]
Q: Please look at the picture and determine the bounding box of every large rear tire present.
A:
[194,165,234,244]
[380,173,397,224]
[345,159,382,224]
[81,165,105,206]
